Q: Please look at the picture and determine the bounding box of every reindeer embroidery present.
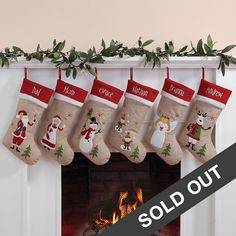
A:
[186,110,211,151]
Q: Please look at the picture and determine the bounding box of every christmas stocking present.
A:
[178,79,232,163]
[108,79,159,163]
[2,73,54,165]
[147,78,195,165]
[69,79,124,165]
[37,79,88,165]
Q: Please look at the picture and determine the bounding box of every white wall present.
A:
[0,0,236,53]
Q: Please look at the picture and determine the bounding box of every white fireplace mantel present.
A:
[0,57,235,236]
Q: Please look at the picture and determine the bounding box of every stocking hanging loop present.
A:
[58,67,62,80]
[202,67,205,80]
[24,67,28,80]
[130,67,133,81]
[166,67,170,79]
[95,67,98,80]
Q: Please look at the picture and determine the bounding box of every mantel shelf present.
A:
[2,56,235,69]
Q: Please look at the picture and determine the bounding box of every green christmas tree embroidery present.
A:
[89,145,99,157]
[197,144,207,157]
[161,143,171,157]
[21,145,32,159]
[54,145,63,158]
[130,146,140,159]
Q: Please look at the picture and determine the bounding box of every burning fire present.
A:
[95,187,143,226]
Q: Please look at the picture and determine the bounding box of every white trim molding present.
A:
[196,95,225,109]
[89,94,118,109]
[19,93,49,108]
[161,91,190,106]
[54,93,84,107]
[125,93,154,107]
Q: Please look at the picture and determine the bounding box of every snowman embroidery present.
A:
[41,115,65,151]
[151,114,178,149]
[79,117,98,153]
[115,114,126,133]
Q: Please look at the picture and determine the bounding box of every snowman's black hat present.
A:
[90,117,98,125]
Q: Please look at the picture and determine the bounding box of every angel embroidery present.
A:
[150,114,178,149]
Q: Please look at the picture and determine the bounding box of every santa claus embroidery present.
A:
[41,115,65,150]
[186,110,211,151]
[11,110,36,152]
[79,117,98,153]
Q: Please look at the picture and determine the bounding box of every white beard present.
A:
[22,118,29,126]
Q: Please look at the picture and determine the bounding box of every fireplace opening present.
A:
[62,153,180,236]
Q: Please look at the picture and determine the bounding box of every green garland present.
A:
[0,35,235,78]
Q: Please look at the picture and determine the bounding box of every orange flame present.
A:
[95,187,143,226]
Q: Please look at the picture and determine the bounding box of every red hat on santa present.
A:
[16,110,28,119]
[53,115,61,120]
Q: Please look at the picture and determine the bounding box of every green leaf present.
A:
[144,56,149,67]
[204,44,212,54]
[26,54,32,61]
[168,41,174,54]
[207,35,213,49]
[138,37,142,47]
[90,55,105,63]
[190,41,197,53]
[164,42,169,51]
[78,51,88,58]
[36,44,40,52]
[222,45,236,53]
[197,39,205,54]
[101,39,106,49]
[142,40,154,47]
[156,47,161,53]
[229,56,236,65]
[87,49,93,60]
[2,57,9,67]
[53,52,60,60]
[53,39,57,47]
[65,67,71,77]
[179,45,188,52]
[69,50,77,63]
[4,48,10,54]
[12,46,24,53]
[153,57,161,69]
[110,39,116,46]
[218,57,223,70]
[55,40,65,52]
[221,62,225,76]
[224,56,230,66]
[85,64,96,76]
[72,67,77,79]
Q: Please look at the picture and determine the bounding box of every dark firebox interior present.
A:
[62,153,180,236]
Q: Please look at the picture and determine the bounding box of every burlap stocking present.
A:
[38,79,88,165]
[70,79,123,165]
[147,78,195,165]
[109,79,159,163]
[3,73,54,165]
[178,79,232,163]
